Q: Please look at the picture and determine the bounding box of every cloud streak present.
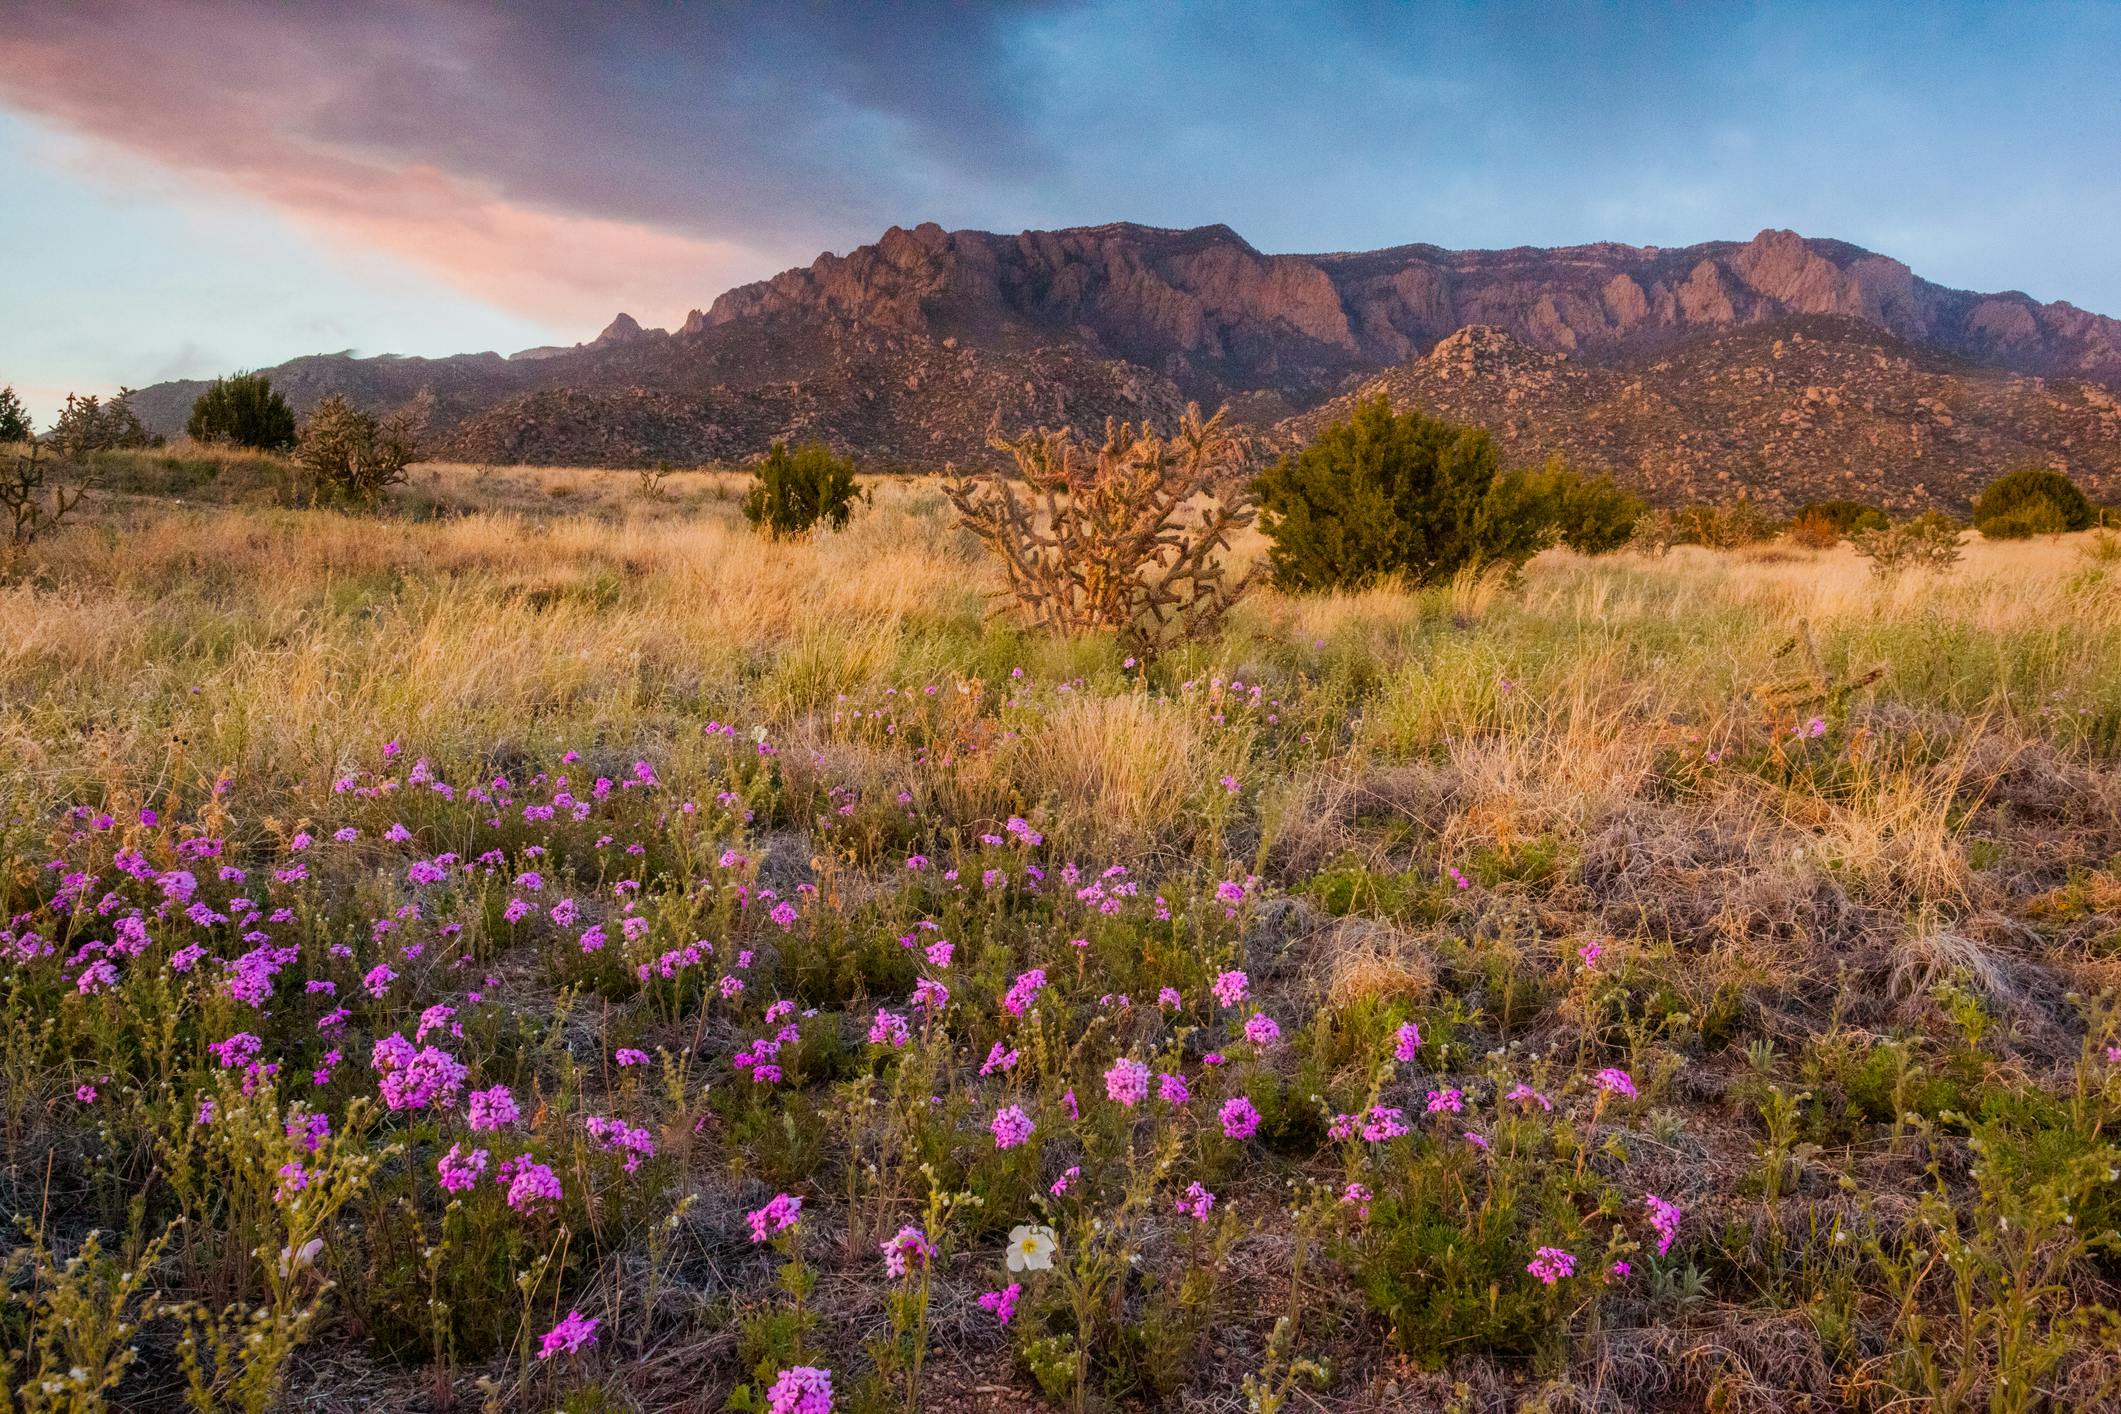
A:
[0,0,1076,329]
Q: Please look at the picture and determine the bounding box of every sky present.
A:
[3,0,2118,427]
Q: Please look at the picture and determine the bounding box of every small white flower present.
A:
[1006,1224,1057,1273]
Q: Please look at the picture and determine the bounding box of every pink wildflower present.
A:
[1104,1057,1149,1108]
[879,1225,934,1279]
[748,1192,803,1242]
[977,1282,1022,1326]
[1645,1194,1683,1256]
[765,1366,833,1414]
[1219,1095,1262,1140]
[538,1310,599,1359]
[1527,1246,1576,1285]
[991,1104,1035,1150]
[1393,1021,1422,1062]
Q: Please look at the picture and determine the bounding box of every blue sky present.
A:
[3,0,2118,427]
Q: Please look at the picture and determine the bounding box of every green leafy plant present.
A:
[186,373,297,451]
[741,441,864,538]
[1974,468,2094,537]
[0,1217,175,1414]
[1494,458,1647,555]
[1254,394,1535,589]
[0,384,31,444]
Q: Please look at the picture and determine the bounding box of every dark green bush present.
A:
[1255,396,1552,589]
[0,385,30,443]
[187,372,297,450]
[1797,499,1890,535]
[1498,459,1646,554]
[1973,468,2093,536]
[740,441,865,538]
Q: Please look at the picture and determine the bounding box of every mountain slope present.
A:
[1280,317,2121,510]
[122,222,2121,494]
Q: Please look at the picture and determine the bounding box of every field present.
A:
[5,447,2121,1412]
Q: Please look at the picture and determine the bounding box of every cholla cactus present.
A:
[944,404,1256,657]
[3,441,86,546]
[1852,512,1963,577]
[296,394,420,504]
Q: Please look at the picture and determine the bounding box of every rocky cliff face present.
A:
[695,222,2121,399]
[124,222,2121,497]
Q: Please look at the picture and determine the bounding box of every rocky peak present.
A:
[593,313,661,346]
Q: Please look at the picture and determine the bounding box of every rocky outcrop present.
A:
[591,313,662,346]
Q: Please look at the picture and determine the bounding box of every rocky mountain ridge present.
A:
[120,221,2121,504]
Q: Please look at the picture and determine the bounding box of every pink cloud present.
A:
[0,10,771,332]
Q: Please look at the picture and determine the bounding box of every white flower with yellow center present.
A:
[1006,1224,1057,1272]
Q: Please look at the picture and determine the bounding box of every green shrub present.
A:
[1973,468,2093,536]
[741,441,864,538]
[1978,500,2070,539]
[1797,499,1890,535]
[295,393,418,503]
[1254,395,1544,589]
[0,384,30,443]
[1500,459,1646,554]
[187,372,298,451]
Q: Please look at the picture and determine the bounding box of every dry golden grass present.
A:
[5,454,2120,881]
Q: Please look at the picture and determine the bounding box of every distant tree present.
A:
[296,394,418,503]
[741,441,864,538]
[1796,499,1889,536]
[188,372,297,450]
[1978,500,2071,539]
[1973,468,2092,537]
[0,385,31,444]
[50,389,156,456]
[1255,395,1541,590]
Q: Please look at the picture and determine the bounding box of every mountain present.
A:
[1280,318,2121,511]
[123,222,2121,502]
